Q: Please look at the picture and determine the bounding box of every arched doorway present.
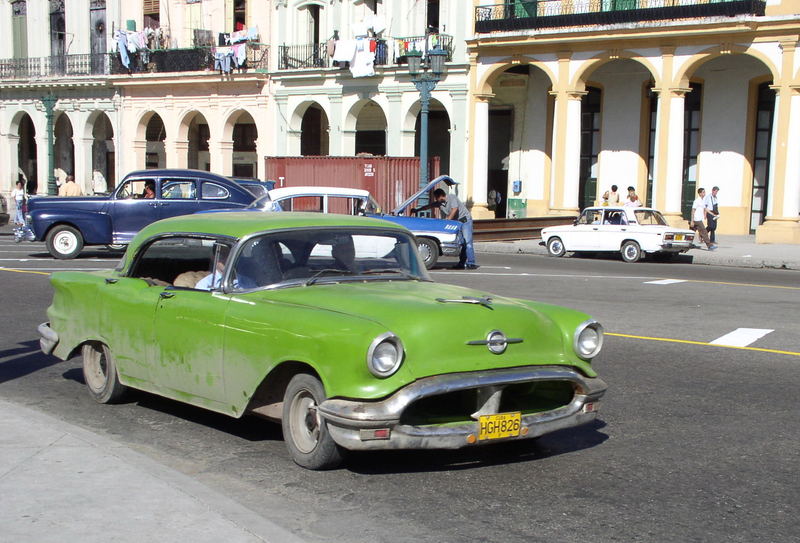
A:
[185,113,210,171]
[17,113,38,194]
[413,98,451,173]
[579,86,601,211]
[54,113,74,184]
[301,104,329,156]
[230,111,258,178]
[91,113,115,193]
[355,101,386,155]
[145,114,166,169]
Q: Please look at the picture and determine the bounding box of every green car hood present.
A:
[262,280,594,383]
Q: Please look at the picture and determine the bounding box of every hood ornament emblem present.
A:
[436,296,494,309]
[467,330,523,354]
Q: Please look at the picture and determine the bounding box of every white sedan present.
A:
[540,207,696,262]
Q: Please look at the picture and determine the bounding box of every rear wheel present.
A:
[621,240,642,263]
[282,374,343,470]
[105,244,126,252]
[547,237,566,257]
[82,343,127,404]
[46,225,84,259]
[417,237,439,269]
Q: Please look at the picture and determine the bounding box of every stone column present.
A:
[168,140,189,169]
[650,86,689,224]
[255,138,268,181]
[328,94,344,156]
[548,88,585,214]
[274,95,289,155]
[210,139,234,176]
[385,89,404,156]
[756,41,800,243]
[467,93,492,218]
[35,135,51,195]
[132,139,147,171]
[449,88,469,184]
[3,135,20,194]
[74,137,94,194]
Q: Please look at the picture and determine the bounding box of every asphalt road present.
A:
[1,234,798,543]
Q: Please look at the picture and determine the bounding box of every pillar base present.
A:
[755,218,800,244]
[470,204,494,220]
[548,207,579,216]
[662,212,688,229]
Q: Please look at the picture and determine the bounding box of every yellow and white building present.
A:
[468,0,800,242]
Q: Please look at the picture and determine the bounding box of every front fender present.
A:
[31,209,113,245]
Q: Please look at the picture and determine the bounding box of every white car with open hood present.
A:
[540,206,696,262]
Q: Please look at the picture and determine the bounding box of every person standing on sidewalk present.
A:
[413,188,478,269]
[704,186,720,243]
[692,188,717,251]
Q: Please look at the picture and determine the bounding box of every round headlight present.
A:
[367,333,404,378]
[574,320,604,360]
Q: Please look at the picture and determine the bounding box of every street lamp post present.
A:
[406,46,447,209]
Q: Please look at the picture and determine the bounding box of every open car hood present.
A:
[392,175,458,215]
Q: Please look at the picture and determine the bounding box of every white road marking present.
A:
[710,328,774,347]
[644,279,688,285]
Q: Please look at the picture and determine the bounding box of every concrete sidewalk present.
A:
[475,235,800,271]
[0,400,304,543]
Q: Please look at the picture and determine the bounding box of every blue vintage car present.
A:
[235,176,464,269]
[27,169,257,259]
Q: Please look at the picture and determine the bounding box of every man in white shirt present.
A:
[691,188,716,250]
[704,186,720,243]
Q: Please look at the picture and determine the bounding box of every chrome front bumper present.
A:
[440,241,462,256]
[38,322,59,355]
[319,366,607,451]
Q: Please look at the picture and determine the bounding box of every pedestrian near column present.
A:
[602,185,620,206]
[691,188,717,250]
[12,180,26,225]
[58,175,83,197]
[704,186,720,243]
[412,188,478,269]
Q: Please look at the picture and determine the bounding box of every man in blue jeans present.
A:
[414,188,478,270]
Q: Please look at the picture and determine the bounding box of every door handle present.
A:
[159,291,175,299]
[592,227,599,230]
[621,228,627,231]
[148,202,158,207]
[105,278,118,284]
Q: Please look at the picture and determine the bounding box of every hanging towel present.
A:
[116,30,130,69]
[333,40,357,63]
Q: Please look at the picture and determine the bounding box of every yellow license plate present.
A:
[478,412,521,441]
[675,234,684,241]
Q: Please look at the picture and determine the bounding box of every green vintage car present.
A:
[39,212,607,469]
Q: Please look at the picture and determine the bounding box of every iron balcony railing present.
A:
[0,54,110,79]
[0,44,269,81]
[475,0,766,32]
[278,34,454,70]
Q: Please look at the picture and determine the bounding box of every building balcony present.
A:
[0,44,269,83]
[277,34,454,71]
[474,0,766,32]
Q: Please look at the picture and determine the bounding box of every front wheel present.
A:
[417,237,439,269]
[282,374,343,470]
[46,225,84,259]
[547,237,566,257]
[105,244,126,252]
[82,342,127,404]
[621,240,642,263]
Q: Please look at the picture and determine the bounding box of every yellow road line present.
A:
[0,267,50,276]
[607,332,800,357]
[682,279,800,290]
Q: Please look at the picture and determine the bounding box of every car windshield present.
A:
[228,228,430,290]
[634,209,668,225]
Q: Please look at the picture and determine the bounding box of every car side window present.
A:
[116,179,156,200]
[161,179,196,199]
[201,182,230,200]
[578,210,603,225]
[129,237,218,287]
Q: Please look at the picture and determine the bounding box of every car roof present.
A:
[135,211,407,241]
[585,206,659,213]
[123,169,234,182]
[268,186,372,199]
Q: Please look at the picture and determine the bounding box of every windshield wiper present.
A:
[305,269,353,286]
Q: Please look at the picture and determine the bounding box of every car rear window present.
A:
[202,183,230,200]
